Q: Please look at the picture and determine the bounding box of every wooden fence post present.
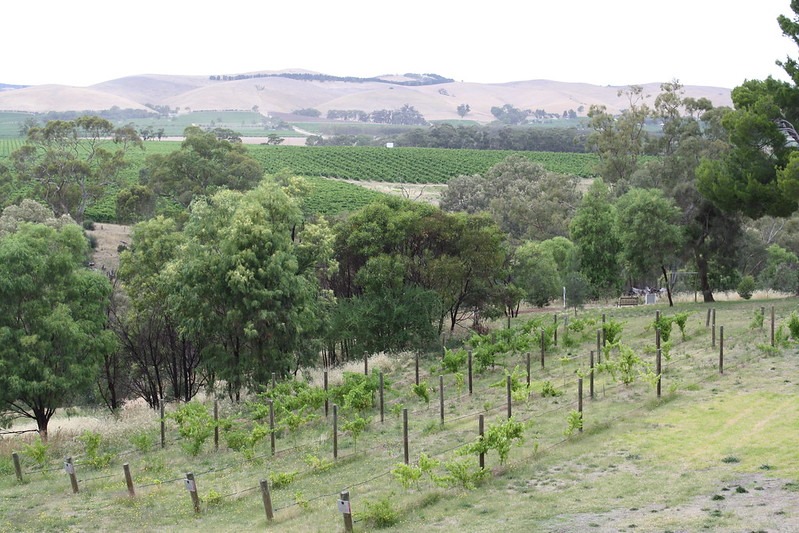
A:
[65,457,79,494]
[467,350,473,395]
[260,479,274,521]
[526,351,531,388]
[379,372,385,423]
[540,329,545,369]
[656,348,662,398]
[589,350,595,399]
[12,452,22,482]
[719,325,724,374]
[554,314,558,347]
[324,371,329,418]
[185,472,200,513]
[506,375,512,420]
[415,353,420,385]
[711,308,716,347]
[439,375,445,426]
[403,408,409,465]
[213,400,219,451]
[333,404,338,461]
[269,399,276,456]
[160,397,165,449]
[761,306,765,331]
[706,307,712,327]
[771,306,776,347]
[123,463,135,497]
[340,490,353,532]
[596,329,602,364]
[363,352,368,376]
[578,378,583,433]
[478,415,485,469]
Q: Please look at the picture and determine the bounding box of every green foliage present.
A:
[411,381,431,405]
[541,381,563,398]
[204,489,223,506]
[249,145,601,184]
[441,348,468,373]
[268,470,297,489]
[564,410,583,436]
[750,308,765,329]
[391,453,441,489]
[461,417,525,466]
[77,430,113,469]
[168,401,216,456]
[652,315,674,343]
[359,494,400,528]
[0,220,115,438]
[597,342,647,385]
[303,454,334,473]
[436,458,487,489]
[673,312,692,341]
[21,439,50,470]
[787,311,799,340]
[341,415,370,452]
[130,432,154,453]
[737,275,756,300]
[602,319,624,346]
[223,422,270,459]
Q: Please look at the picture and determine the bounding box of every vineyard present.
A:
[2,298,798,531]
[248,145,604,183]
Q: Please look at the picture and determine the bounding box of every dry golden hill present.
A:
[0,71,733,122]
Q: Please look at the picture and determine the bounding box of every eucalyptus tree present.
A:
[0,215,115,440]
[8,115,142,221]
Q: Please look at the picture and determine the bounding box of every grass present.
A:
[1,297,799,531]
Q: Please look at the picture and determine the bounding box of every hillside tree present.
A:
[0,215,115,439]
[8,116,142,222]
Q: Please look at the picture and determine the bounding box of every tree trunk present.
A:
[696,253,715,303]
[661,265,674,307]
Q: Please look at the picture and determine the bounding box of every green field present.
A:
[1,297,798,531]
[247,145,602,182]
[4,136,608,221]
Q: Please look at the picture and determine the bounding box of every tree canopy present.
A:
[0,213,115,439]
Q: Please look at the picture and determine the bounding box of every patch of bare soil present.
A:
[544,473,799,532]
[87,223,131,273]
[342,179,447,206]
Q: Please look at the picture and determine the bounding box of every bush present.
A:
[82,219,96,230]
[737,275,755,300]
[359,495,400,528]
[169,401,216,456]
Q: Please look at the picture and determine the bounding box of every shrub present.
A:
[82,219,96,230]
[130,431,154,453]
[169,401,216,456]
[441,348,467,373]
[359,495,400,528]
[78,430,113,469]
[787,311,799,340]
[21,439,50,471]
[737,275,755,300]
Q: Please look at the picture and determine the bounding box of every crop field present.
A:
[2,297,799,531]
[247,145,602,182]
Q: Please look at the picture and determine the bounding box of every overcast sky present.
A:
[3,1,796,89]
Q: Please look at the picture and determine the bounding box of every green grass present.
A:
[2,298,798,531]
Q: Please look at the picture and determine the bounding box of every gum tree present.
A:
[0,217,115,440]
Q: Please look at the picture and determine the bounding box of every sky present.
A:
[3,1,797,89]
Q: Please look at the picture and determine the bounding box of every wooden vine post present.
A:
[65,457,79,494]
[185,472,200,513]
[260,479,274,521]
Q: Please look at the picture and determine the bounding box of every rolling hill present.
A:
[0,71,733,122]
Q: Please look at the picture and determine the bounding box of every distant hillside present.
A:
[0,71,733,122]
